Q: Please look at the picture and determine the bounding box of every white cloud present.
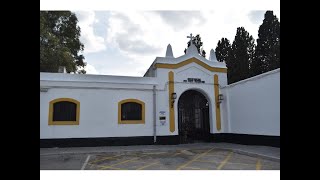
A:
[98,63,148,77]
[79,10,280,76]
[85,63,99,74]
[153,11,206,31]
[248,11,266,24]
[106,10,275,62]
[76,11,106,54]
[106,12,163,57]
[248,10,280,24]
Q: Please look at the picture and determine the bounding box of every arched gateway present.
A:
[178,90,210,144]
[40,33,232,148]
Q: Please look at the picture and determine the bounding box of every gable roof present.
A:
[154,52,227,73]
[155,57,227,73]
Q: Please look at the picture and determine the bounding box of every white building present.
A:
[40,35,280,147]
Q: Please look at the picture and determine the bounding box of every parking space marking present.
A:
[194,160,215,163]
[98,165,123,170]
[226,162,256,166]
[89,155,121,164]
[256,158,262,170]
[137,161,159,170]
[100,155,148,170]
[206,154,224,157]
[172,152,181,156]
[176,148,215,170]
[226,161,273,170]
[91,151,182,170]
[77,149,277,170]
[194,159,256,167]
[142,152,167,155]
[217,151,233,170]
[183,166,201,170]
[81,155,91,170]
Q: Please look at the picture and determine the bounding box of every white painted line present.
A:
[81,155,91,170]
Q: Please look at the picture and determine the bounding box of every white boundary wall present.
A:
[221,68,280,136]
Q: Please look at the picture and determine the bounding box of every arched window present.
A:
[118,99,145,124]
[48,98,80,125]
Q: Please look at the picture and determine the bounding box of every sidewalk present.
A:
[40,142,280,160]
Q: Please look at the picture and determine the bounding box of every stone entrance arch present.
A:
[178,90,210,144]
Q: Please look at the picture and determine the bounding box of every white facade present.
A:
[40,74,157,139]
[40,42,280,142]
[221,68,280,136]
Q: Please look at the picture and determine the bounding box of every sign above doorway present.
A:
[183,78,205,83]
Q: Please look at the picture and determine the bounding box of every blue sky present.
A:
[74,10,280,76]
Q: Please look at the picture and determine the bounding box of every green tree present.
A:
[40,11,86,73]
[215,38,232,63]
[184,34,206,57]
[215,38,233,84]
[252,10,280,76]
[229,27,255,83]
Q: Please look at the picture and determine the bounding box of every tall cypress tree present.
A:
[215,38,232,63]
[252,10,280,76]
[215,38,234,84]
[230,27,255,83]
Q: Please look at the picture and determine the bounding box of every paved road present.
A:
[40,143,280,170]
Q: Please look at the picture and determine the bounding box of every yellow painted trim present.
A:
[118,99,145,124]
[168,71,175,132]
[155,57,227,73]
[48,98,80,125]
[214,75,221,131]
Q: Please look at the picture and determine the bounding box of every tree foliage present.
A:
[215,38,232,63]
[215,38,233,83]
[184,34,206,57]
[40,11,86,73]
[252,11,280,76]
[229,27,255,83]
[215,10,280,84]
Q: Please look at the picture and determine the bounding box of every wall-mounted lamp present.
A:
[217,94,224,104]
[171,92,177,108]
[218,94,224,101]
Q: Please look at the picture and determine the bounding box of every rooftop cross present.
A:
[187,33,194,45]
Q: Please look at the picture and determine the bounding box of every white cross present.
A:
[187,33,194,44]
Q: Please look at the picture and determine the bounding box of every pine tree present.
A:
[252,10,280,76]
[230,27,255,83]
